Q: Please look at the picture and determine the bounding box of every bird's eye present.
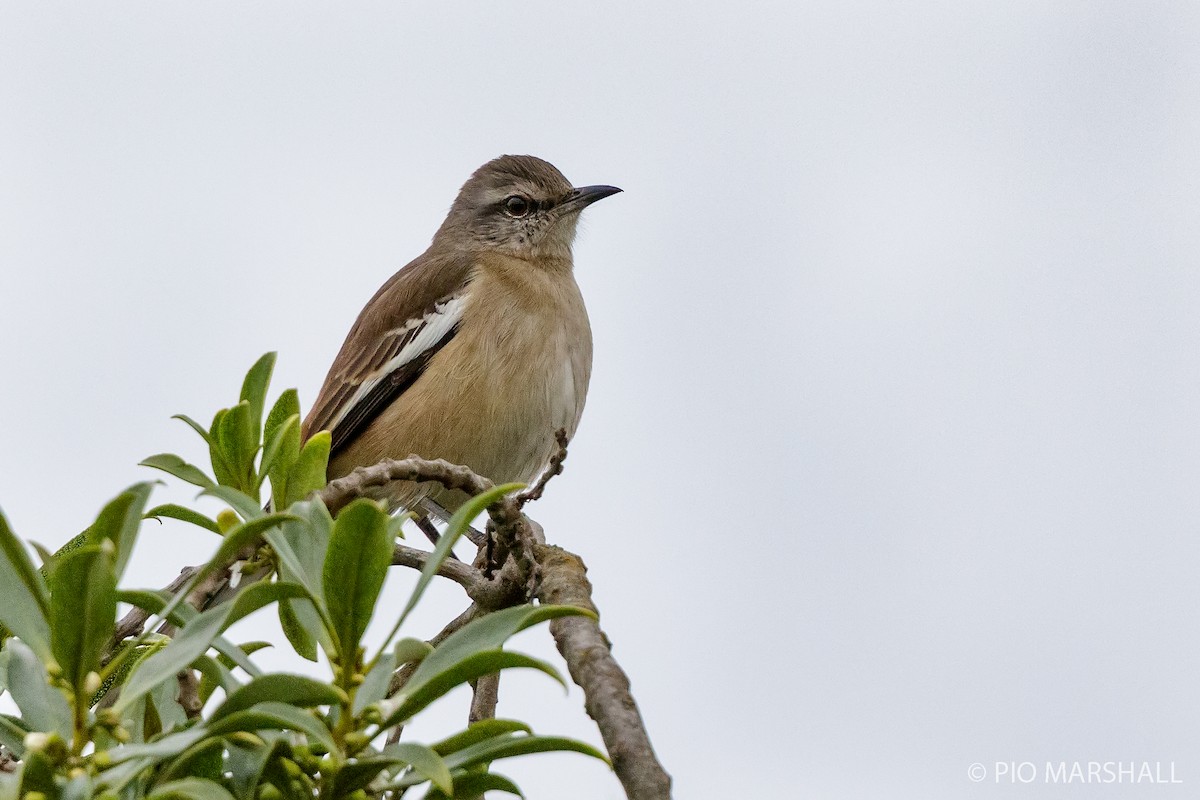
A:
[503,195,532,217]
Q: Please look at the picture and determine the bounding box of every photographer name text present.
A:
[967,761,1182,785]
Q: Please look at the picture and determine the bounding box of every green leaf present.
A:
[116,591,263,679]
[353,637,432,716]
[30,540,58,573]
[206,701,336,755]
[193,641,270,704]
[239,353,276,440]
[257,413,299,493]
[172,414,217,447]
[431,719,532,756]
[46,530,89,561]
[284,431,330,506]
[60,772,92,800]
[17,746,58,799]
[259,503,336,659]
[329,757,401,799]
[386,512,410,541]
[334,745,452,798]
[49,545,117,696]
[156,737,226,784]
[193,654,241,706]
[106,724,206,763]
[225,738,282,800]
[218,641,273,668]
[264,390,300,459]
[0,714,30,757]
[271,500,331,597]
[141,453,216,490]
[5,640,70,737]
[149,669,188,733]
[393,637,434,665]
[379,651,566,729]
[216,401,256,491]
[148,777,236,800]
[441,732,608,771]
[277,600,317,662]
[386,743,453,795]
[216,513,301,566]
[208,408,236,487]
[115,582,307,715]
[194,484,260,522]
[96,754,158,793]
[199,486,265,521]
[145,504,221,536]
[264,390,301,508]
[353,649,395,717]
[84,482,154,582]
[115,509,294,662]
[407,604,591,693]
[0,509,51,661]
[93,639,166,709]
[424,771,524,800]
[210,674,345,722]
[323,499,391,666]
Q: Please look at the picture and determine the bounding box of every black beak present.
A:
[563,184,623,212]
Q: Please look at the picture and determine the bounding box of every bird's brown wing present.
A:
[303,249,475,458]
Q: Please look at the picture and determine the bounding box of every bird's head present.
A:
[436,155,621,264]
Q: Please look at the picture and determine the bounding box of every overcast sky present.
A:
[2,3,1199,798]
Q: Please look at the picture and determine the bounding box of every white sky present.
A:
[2,3,1199,798]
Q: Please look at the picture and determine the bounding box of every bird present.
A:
[300,155,621,519]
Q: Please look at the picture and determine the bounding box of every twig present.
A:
[468,673,499,723]
[177,669,202,719]
[392,543,480,591]
[516,428,570,509]
[534,545,673,800]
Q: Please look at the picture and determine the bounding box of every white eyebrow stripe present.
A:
[326,294,467,435]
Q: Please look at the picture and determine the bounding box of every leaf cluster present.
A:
[0,354,604,800]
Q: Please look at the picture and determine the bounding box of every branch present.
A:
[392,542,480,591]
[469,673,499,723]
[534,545,673,800]
[319,456,496,515]
[177,668,202,720]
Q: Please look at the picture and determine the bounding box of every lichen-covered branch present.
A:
[535,545,673,800]
[320,456,497,515]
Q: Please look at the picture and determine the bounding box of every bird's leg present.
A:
[421,497,488,547]
[415,514,463,562]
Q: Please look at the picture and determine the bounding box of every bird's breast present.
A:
[340,259,593,494]
[449,263,593,483]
